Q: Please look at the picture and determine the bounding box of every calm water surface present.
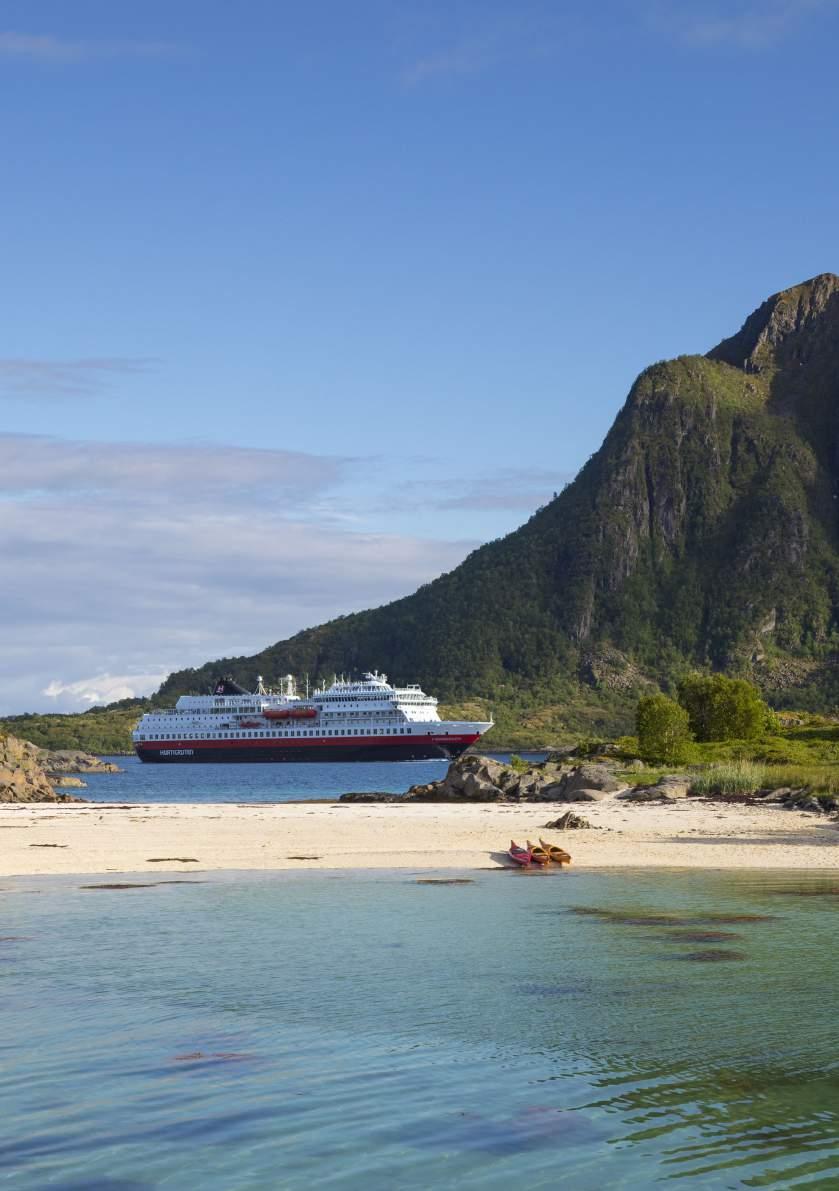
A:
[83,753,545,803]
[3,867,839,1188]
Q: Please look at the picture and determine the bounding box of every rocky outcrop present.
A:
[38,749,120,775]
[395,754,627,803]
[0,733,86,803]
[403,755,509,802]
[753,787,838,814]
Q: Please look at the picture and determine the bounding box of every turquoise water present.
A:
[82,753,544,803]
[3,867,839,1188]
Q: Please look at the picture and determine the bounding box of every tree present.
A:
[636,694,693,764]
[676,673,769,742]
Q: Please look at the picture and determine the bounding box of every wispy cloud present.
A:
[403,34,503,86]
[651,0,834,50]
[0,358,157,397]
[0,434,350,506]
[399,6,574,87]
[0,31,179,64]
[379,467,569,514]
[436,467,569,512]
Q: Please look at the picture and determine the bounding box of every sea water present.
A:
[3,867,839,1188]
[80,753,545,804]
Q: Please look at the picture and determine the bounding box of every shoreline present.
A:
[3,798,839,876]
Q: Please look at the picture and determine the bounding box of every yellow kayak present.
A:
[527,840,551,866]
[539,838,571,866]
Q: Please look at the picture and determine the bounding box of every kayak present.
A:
[508,840,532,867]
[539,838,572,866]
[527,840,551,866]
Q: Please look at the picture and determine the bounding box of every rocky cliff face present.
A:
[158,274,839,720]
[0,734,86,803]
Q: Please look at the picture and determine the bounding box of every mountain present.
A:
[158,274,839,735]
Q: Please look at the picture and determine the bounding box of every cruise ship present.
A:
[132,672,493,763]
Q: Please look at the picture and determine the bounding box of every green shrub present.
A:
[636,694,694,765]
[677,673,770,742]
[613,734,641,759]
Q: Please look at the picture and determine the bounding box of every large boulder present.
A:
[462,772,504,799]
[553,763,625,801]
[560,786,613,802]
[404,754,507,801]
[619,775,690,802]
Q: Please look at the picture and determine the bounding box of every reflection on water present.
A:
[2,868,839,1188]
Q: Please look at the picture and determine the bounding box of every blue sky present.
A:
[2,0,838,712]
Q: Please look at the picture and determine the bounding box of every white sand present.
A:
[2,797,839,875]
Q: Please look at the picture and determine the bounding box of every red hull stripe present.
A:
[138,734,480,751]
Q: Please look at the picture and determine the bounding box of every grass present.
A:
[688,760,839,796]
[688,760,769,796]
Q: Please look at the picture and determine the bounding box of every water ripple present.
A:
[2,867,839,1188]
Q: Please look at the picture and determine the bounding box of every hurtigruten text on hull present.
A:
[132,672,493,763]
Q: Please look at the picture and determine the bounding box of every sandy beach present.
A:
[3,797,839,875]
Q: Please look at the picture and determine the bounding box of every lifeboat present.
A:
[263,707,317,721]
[239,719,262,728]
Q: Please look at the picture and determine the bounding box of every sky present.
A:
[2,0,839,714]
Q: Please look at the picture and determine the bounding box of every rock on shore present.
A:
[338,750,839,815]
[0,733,87,803]
[370,753,630,803]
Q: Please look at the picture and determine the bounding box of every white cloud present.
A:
[0,32,178,63]
[0,434,476,714]
[42,672,168,705]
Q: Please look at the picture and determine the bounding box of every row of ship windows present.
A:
[151,716,418,726]
[155,710,416,721]
[138,728,418,740]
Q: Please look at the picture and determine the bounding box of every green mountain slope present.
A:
[158,274,839,735]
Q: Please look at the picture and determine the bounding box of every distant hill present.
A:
[149,273,839,736]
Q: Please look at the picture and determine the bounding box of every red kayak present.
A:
[508,840,532,867]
